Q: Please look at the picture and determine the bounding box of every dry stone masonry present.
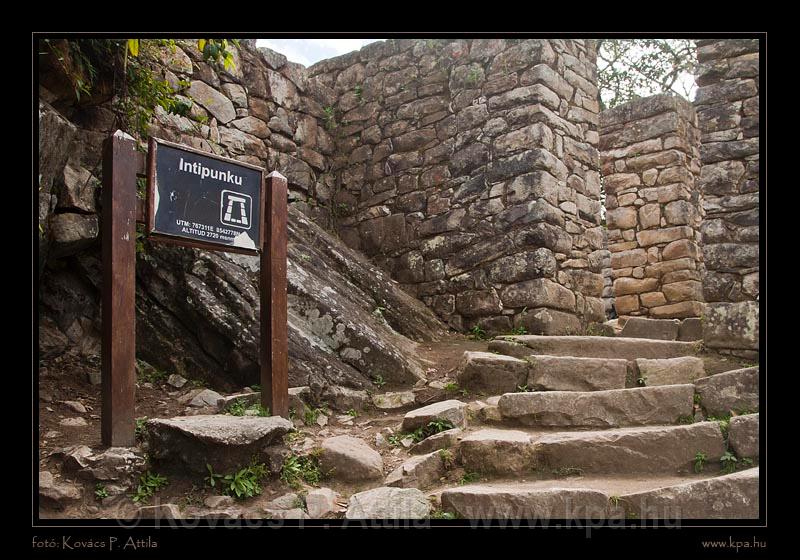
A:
[600,94,704,320]
[309,39,605,335]
[693,39,760,357]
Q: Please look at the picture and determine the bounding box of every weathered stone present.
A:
[188,80,236,123]
[620,467,758,519]
[59,417,88,427]
[402,400,467,431]
[498,385,694,427]
[614,277,659,296]
[458,429,535,475]
[455,290,503,317]
[410,428,462,455]
[306,488,339,518]
[49,214,99,258]
[231,116,270,139]
[319,435,383,481]
[528,355,628,392]
[39,471,82,509]
[636,226,693,247]
[649,300,705,319]
[702,302,759,351]
[321,386,370,412]
[694,367,759,417]
[58,164,96,213]
[662,280,704,303]
[490,335,699,360]
[264,508,309,520]
[620,317,681,340]
[264,492,301,510]
[204,495,235,509]
[607,207,638,230]
[345,487,431,519]
[728,414,759,459]
[386,451,446,489]
[456,352,529,395]
[536,422,725,474]
[499,278,576,312]
[190,389,224,408]
[636,357,705,386]
[677,318,703,341]
[442,486,610,520]
[372,391,416,410]
[136,504,181,519]
[146,415,293,473]
[513,307,582,336]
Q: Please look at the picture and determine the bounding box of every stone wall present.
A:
[599,94,704,320]
[39,39,449,396]
[694,39,760,304]
[309,39,606,335]
[693,39,760,356]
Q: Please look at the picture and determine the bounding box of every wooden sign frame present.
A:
[145,137,267,256]
[100,130,288,448]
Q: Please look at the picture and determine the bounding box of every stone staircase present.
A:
[425,324,760,519]
[135,320,759,520]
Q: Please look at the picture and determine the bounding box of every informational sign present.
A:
[146,138,264,253]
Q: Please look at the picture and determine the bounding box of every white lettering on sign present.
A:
[178,157,244,186]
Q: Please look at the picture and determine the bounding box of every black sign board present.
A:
[146,138,265,254]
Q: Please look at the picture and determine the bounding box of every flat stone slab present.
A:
[695,367,759,417]
[386,451,446,489]
[456,352,529,395]
[306,488,339,518]
[319,435,383,482]
[146,415,293,474]
[636,357,705,386]
[536,422,725,474]
[728,413,759,459]
[402,399,467,431]
[442,487,610,519]
[620,317,681,340]
[345,487,431,519]
[490,335,700,360]
[458,429,536,475]
[410,428,462,455]
[498,385,695,428]
[372,391,416,410]
[528,355,628,391]
[618,467,759,519]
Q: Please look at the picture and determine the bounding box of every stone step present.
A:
[497,385,694,428]
[619,317,702,341]
[489,335,700,361]
[457,351,630,394]
[439,468,758,519]
[146,414,293,474]
[728,413,759,459]
[458,422,725,476]
[695,367,759,417]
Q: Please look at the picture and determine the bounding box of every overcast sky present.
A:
[255,39,382,67]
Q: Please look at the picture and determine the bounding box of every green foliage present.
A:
[720,451,738,475]
[693,393,702,406]
[372,374,387,388]
[443,382,460,393]
[408,419,456,443]
[135,417,148,439]
[597,39,697,109]
[354,84,363,101]
[430,509,457,520]
[466,68,481,84]
[94,483,109,501]
[227,399,270,417]
[131,471,168,504]
[205,462,269,500]
[251,384,262,391]
[323,106,338,130]
[198,39,239,71]
[707,414,731,438]
[459,472,481,486]
[469,325,487,341]
[637,376,647,387]
[508,326,528,336]
[280,453,322,489]
[694,451,707,473]
[304,407,327,425]
[516,385,533,393]
[741,457,754,468]
[438,449,455,469]
[677,414,695,425]
[136,360,167,384]
[608,495,622,508]
[552,466,584,477]
[346,408,360,418]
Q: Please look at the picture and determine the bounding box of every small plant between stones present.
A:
[469,325,488,341]
[205,462,269,500]
[694,451,707,473]
[226,398,270,417]
[459,472,481,486]
[131,471,168,504]
[280,452,322,490]
[94,483,109,501]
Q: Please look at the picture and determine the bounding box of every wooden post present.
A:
[101,131,138,447]
[260,171,289,418]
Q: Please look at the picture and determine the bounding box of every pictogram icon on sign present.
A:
[220,190,252,229]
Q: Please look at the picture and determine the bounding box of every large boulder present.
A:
[146,415,293,473]
[694,367,759,417]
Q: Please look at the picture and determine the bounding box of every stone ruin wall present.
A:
[599,94,705,321]
[308,39,606,335]
[693,38,760,355]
